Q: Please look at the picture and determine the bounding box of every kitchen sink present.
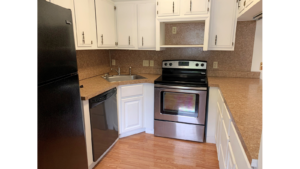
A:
[103,75,147,82]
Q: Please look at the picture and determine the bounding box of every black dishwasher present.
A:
[89,87,118,162]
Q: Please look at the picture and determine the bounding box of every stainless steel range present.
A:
[154,60,208,142]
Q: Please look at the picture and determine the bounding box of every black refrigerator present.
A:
[38,0,88,169]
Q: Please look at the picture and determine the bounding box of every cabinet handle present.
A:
[142,37,144,46]
[91,41,93,44]
[244,0,246,6]
[215,35,217,45]
[82,32,85,44]
[129,36,130,45]
[101,34,103,45]
[173,1,174,13]
[190,0,192,12]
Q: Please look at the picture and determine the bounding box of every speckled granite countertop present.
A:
[79,74,161,100]
[208,77,262,162]
[79,75,262,161]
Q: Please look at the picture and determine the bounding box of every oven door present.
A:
[154,86,207,125]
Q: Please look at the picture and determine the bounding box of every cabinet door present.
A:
[73,0,92,46]
[238,0,245,14]
[157,0,180,17]
[208,0,238,50]
[230,122,252,169]
[138,3,156,49]
[227,143,237,169]
[95,0,116,48]
[47,0,71,9]
[220,120,229,168]
[184,0,209,15]
[121,96,143,133]
[245,0,254,8]
[116,3,137,48]
[216,112,222,160]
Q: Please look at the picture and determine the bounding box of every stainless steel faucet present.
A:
[129,67,131,75]
[114,67,121,75]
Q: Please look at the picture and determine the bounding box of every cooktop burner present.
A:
[154,60,208,87]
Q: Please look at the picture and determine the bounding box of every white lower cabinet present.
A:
[207,87,252,169]
[227,143,237,169]
[121,96,143,133]
[118,83,154,138]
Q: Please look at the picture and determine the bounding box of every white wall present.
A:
[251,19,263,79]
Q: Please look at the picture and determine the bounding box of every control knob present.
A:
[201,63,205,67]
[169,63,172,66]
[164,63,167,66]
[195,63,199,67]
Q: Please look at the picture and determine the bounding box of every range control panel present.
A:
[162,60,207,69]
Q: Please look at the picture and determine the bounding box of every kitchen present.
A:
[3,0,298,169]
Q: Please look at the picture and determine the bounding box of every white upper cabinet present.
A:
[115,3,137,48]
[157,0,180,17]
[245,0,254,7]
[238,0,246,13]
[73,0,93,47]
[183,0,209,15]
[138,3,156,49]
[208,0,238,50]
[95,0,116,48]
[47,0,71,9]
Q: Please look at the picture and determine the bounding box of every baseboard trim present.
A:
[206,135,216,143]
[145,128,154,134]
[119,128,146,138]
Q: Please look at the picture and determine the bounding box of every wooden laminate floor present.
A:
[94,132,219,169]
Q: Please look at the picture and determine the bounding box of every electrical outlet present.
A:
[112,59,116,65]
[213,62,218,69]
[172,27,177,34]
[150,60,154,67]
[143,60,149,66]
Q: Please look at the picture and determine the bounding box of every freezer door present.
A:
[38,74,88,169]
[38,0,77,84]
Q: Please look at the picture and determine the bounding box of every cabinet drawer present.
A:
[223,104,232,137]
[230,122,252,169]
[121,84,143,97]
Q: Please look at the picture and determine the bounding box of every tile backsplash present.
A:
[76,50,110,80]
[165,22,205,45]
[76,21,260,80]
[110,21,260,78]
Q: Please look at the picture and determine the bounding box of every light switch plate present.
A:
[172,27,177,34]
[143,60,149,66]
[150,60,154,67]
[213,62,218,69]
[112,59,116,65]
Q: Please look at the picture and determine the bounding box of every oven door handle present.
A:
[155,84,207,91]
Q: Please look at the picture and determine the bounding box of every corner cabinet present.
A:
[117,83,154,138]
[208,0,238,51]
[94,0,116,48]
[115,3,137,49]
[121,96,143,133]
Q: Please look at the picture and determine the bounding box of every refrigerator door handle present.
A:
[65,20,72,25]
